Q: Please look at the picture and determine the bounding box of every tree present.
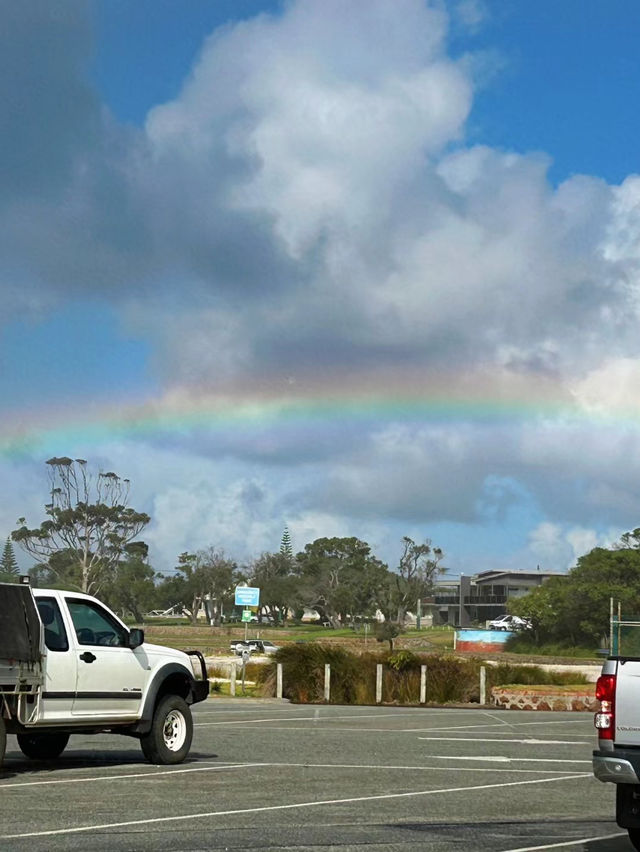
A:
[0,537,19,582]
[510,538,640,647]
[295,537,389,627]
[390,537,445,624]
[101,543,158,622]
[280,527,294,562]
[174,548,237,626]
[375,621,402,652]
[12,457,150,595]
[249,551,299,624]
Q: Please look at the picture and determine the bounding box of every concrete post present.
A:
[376,664,383,704]
[480,665,486,705]
[420,665,427,704]
[324,663,331,702]
[229,663,236,697]
[276,663,283,699]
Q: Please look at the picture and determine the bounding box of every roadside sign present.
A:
[241,609,253,623]
[235,586,260,607]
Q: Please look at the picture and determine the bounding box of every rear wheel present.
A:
[629,829,640,851]
[140,694,193,765]
[17,732,69,760]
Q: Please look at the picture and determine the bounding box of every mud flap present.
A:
[617,784,640,828]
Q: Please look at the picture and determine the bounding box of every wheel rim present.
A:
[163,710,187,751]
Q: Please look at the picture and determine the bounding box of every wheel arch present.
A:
[134,664,195,735]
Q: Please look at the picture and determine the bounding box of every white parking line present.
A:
[0,759,583,791]
[195,710,471,726]
[0,773,591,839]
[502,832,627,851]
[427,756,591,765]
[0,762,261,789]
[197,725,590,741]
[418,737,588,745]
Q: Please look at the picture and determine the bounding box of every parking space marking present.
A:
[418,737,588,745]
[0,758,584,792]
[197,724,589,742]
[427,756,591,765]
[502,832,627,851]
[0,772,591,840]
[194,710,470,726]
[0,762,263,790]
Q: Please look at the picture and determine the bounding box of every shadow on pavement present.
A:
[585,833,633,850]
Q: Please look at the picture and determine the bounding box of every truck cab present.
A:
[0,582,209,767]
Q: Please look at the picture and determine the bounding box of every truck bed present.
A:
[0,582,43,694]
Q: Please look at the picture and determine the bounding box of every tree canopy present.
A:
[12,457,149,595]
[510,537,640,646]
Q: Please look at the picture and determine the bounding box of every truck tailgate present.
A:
[615,660,640,746]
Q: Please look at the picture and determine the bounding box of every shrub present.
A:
[258,646,484,704]
[488,663,588,687]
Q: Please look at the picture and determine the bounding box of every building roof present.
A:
[473,569,565,584]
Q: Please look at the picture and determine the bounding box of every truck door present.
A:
[64,597,147,719]
[34,595,77,722]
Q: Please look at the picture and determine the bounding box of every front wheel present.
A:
[17,732,69,760]
[140,695,193,765]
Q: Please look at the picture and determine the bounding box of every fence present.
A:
[242,661,488,704]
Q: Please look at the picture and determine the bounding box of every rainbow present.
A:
[0,365,635,456]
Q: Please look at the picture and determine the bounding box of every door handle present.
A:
[79,651,96,663]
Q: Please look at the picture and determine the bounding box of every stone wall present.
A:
[491,685,597,711]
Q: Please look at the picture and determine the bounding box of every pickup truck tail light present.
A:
[594,674,616,740]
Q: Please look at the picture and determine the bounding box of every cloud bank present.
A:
[2,0,640,572]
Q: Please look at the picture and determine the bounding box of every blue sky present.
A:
[1,0,640,576]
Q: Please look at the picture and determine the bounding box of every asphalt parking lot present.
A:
[0,700,631,851]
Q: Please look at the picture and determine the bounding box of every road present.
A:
[0,699,630,851]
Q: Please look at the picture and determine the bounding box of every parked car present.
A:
[248,640,279,655]
[229,639,280,656]
[488,614,532,631]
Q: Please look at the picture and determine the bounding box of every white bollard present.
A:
[324,663,331,702]
[276,662,283,699]
[229,663,236,697]
[376,664,383,704]
[480,665,486,705]
[420,665,427,704]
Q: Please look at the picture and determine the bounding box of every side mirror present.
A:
[129,628,145,649]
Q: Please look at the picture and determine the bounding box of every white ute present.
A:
[593,656,640,850]
[0,582,208,768]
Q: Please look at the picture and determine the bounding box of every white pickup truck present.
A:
[0,582,208,768]
[593,657,640,850]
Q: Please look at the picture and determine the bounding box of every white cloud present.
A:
[4,0,640,575]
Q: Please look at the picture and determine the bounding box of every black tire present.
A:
[0,717,6,769]
[629,829,640,851]
[17,731,70,760]
[140,694,193,765]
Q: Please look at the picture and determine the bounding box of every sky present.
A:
[2,0,640,578]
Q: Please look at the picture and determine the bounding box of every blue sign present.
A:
[235,586,260,607]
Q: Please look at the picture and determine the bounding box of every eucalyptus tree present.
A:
[12,457,149,595]
[295,536,389,627]
[391,536,445,624]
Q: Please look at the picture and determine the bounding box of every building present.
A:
[426,569,564,628]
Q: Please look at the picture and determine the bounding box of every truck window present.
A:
[36,597,69,652]
[66,599,128,647]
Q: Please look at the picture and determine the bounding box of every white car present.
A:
[488,614,531,631]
